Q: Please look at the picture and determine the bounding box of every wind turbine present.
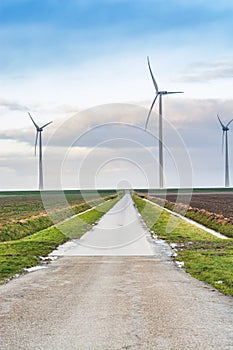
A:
[28,112,52,190]
[145,56,183,188]
[217,114,233,188]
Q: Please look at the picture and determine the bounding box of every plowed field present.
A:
[154,192,233,218]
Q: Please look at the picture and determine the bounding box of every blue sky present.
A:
[1,0,233,189]
[1,0,233,74]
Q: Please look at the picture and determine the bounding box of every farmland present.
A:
[0,190,117,242]
[0,195,120,284]
[1,188,233,296]
[154,192,233,218]
[136,189,233,238]
[0,190,116,222]
[134,194,233,297]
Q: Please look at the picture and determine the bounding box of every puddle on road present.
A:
[23,257,58,273]
[151,236,186,270]
[24,265,49,272]
[152,237,175,258]
[175,261,184,269]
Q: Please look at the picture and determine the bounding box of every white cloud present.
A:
[181,60,233,83]
[0,97,232,189]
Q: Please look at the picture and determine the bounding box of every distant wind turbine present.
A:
[217,114,233,188]
[145,56,183,188]
[28,112,52,190]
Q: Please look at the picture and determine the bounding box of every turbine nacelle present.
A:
[28,112,53,156]
[159,91,183,95]
[145,56,183,131]
[217,114,233,132]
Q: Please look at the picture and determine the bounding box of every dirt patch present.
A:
[153,193,233,219]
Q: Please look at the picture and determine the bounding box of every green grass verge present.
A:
[133,195,233,297]
[0,190,116,222]
[0,195,117,242]
[57,196,119,239]
[184,210,233,238]
[0,196,119,285]
[137,194,233,238]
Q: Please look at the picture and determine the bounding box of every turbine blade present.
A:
[217,114,225,129]
[28,112,39,129]
[41,121,53,129]
[35,131,39,156]
[166,91,183,95]
[226,118,233,127]
[145,94,158,130]
[147,56,159,93]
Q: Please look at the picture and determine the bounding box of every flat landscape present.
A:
[0,190,117,242]
[0,190,116,224]
[0,190,118,285]
[0,190,232,349]
[154,192,233,218]
[136,189,233,239]
[0,193,232,350]
[2,1,233,348]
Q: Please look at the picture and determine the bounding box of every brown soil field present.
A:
[154,193,233,219]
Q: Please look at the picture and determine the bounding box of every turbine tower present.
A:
[29,112,52,190]
[145,56,183,188]
[217,114,233,188]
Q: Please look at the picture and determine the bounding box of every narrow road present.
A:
[0,194,232,350]
[51,192,154,256]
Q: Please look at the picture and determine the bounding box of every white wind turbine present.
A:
[29,112,52,190]
[145,56,183,188]
[217,114,233,188]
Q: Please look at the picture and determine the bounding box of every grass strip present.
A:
[0,195,117,242]
[137,193,233,238]
[0,196,119,285]
[133,195,233,297]
[57,196,119,239]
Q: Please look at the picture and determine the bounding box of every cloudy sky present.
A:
[1,0,233,190]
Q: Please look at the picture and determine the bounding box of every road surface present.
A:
[51,192,154,256]
[0,194,232,349]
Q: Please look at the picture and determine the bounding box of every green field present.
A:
[0,190,117,242]
[1,189,233,297]
[0,195,119,284]
[0,190,116,222]
[133,195,233,297]
[136,191,233,238]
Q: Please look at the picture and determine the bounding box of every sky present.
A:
[1,0,233,190]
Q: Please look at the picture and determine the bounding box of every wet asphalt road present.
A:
[50,193,154,256]
[0,195,232,349]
